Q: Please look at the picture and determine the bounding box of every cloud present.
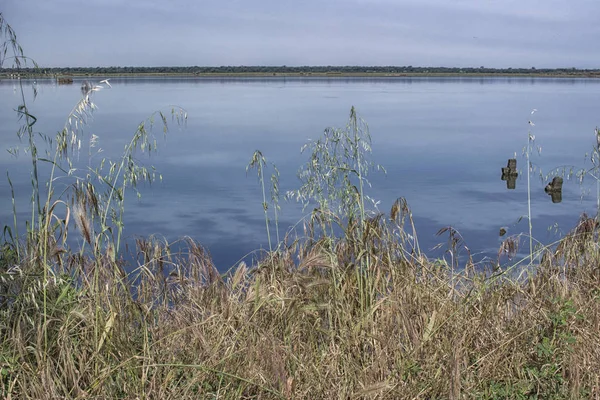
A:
[3,0,600,67]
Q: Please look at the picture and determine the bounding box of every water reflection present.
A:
[2,76,600,270]
[7,76,596,87]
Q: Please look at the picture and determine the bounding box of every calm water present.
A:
[1,76,600,270]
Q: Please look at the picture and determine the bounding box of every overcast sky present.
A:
[3,0,600,68]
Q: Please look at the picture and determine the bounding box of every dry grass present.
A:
[1,211,600,399]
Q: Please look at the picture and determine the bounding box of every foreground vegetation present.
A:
[2,12,600,399]
[4,198,600,399]
[2,209,600,399]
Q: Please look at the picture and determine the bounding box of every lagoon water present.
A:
[1,76,600,270]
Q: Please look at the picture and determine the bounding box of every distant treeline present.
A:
[1,65,600,76]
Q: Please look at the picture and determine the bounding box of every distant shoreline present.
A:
[2,71,600,79]
[2,65,600,80]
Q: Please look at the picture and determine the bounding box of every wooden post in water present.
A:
[501,158,518,190]
[544,177,563,203]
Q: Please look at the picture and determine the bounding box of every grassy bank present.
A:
[2,205,600,399]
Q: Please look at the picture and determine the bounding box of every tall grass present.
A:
[525,109,537,262]
[2,14,600,399]
[247,150,280,253]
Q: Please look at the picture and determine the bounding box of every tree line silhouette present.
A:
[2,65,599,76]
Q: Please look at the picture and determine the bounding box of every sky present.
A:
[2,0,600,68]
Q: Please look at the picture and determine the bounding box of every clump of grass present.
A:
[290,106,383,232]
[286,106,386,313]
